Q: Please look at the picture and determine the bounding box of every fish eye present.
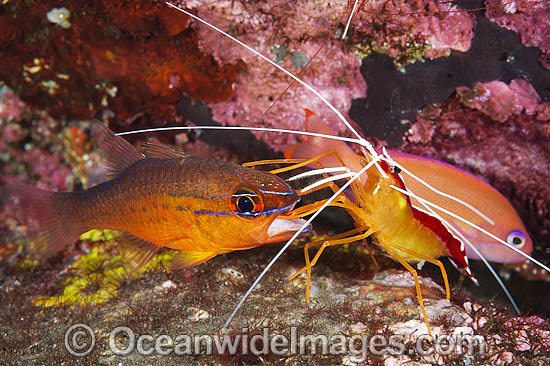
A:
[231,189,264,220]
[506,230,526,248]
[237,196,254,213]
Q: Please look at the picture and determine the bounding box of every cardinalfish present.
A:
[160,3,550,334]
[2,122,310,270]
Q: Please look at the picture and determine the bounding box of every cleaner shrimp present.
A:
[112,0,550,337]
[1,2,549,365]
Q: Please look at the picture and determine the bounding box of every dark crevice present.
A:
[350,0,550,146]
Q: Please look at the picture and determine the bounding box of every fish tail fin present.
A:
[2,184,80,258]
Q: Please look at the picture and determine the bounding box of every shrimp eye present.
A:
[231,189,264,220]
[506,230,526,248]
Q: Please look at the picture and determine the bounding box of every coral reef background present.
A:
[1,0,549,364]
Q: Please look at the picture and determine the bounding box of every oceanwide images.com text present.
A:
[65,324,488,360]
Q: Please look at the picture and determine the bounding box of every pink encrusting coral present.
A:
[353,0,475,60]
[1,137,74,194]
[180,0,366,150]
[176,0,477,151]
[485,0,550,69]
[457,79,547,122]
[0,91,73,192]
[209,39,366,149]
[0,87,25,121]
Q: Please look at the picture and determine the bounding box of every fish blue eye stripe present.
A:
[258,189,294,195]
[193,210,234,216]
[235,203,295,217]
[167,192,229,200]
[236,212,263,217]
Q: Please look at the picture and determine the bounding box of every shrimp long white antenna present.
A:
[116,125,363,145]
[389,183,550,273]
[119,125,496,227]
[397,184,522,314]
[114,122,545,315]
[222,157,379,330]
[288,167,351,182]
[380,148,494,226]
[300,172,358,194]
[165,2,366,145]
[342,0,361,40]
[157,0,547,328]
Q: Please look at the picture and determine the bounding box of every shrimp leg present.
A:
[385,243,451,301]
[244,149,344,174]
[243,158,304,168]
[289,226,375,278]
[283,197,380,267]
[290,227,376,301]
[283,198,333,218]
[250,149,381,300]
[378,240,434,338]
[289,225,374,276]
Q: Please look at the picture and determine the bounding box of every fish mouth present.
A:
[265,199,311,242]
[266,217,312,242]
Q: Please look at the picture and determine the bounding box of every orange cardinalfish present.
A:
[2,122,310,270]
[286,110,533,265]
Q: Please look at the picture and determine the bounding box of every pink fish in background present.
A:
[286,111,532,264]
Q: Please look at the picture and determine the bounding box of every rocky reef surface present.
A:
[1,0,549,365]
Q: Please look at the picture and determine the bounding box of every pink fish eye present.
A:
[506,230,526,248]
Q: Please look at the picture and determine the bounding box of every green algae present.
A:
[33,230,176,307]
[354,38,431,68]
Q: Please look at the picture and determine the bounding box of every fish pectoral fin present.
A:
[142,142,190,159]
[120,233,161,272]
[169,250,217,271]
[90,121,145,181]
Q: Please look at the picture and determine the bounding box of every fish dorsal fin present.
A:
[142,142,190,159]
[91,121,145,180]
